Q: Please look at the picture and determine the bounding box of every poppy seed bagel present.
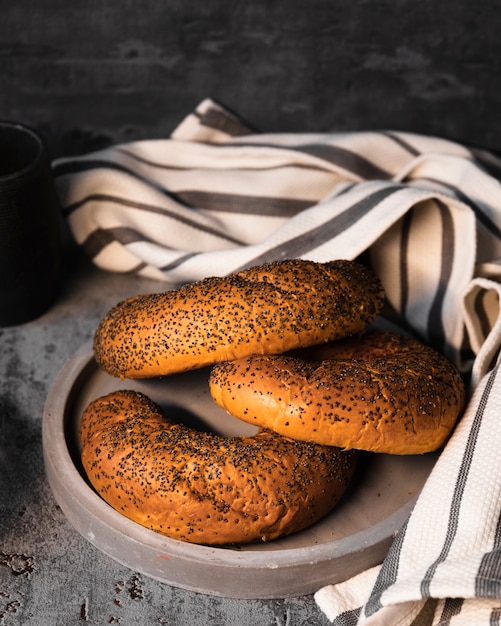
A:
[208,330,466,455]
[79,389,358,545]
[93,259,385,379]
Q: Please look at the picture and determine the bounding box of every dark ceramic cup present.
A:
[0,121,61,326]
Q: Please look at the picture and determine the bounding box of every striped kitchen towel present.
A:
[314,361,501,626]
[54,99,501,624]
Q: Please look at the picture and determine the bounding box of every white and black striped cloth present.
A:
[54,99,501,625]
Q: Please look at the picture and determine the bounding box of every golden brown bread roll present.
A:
[209,330,466,455]
[93,259,385,379]
[79,389,358,545]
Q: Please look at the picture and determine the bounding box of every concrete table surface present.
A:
[0,247,333,626]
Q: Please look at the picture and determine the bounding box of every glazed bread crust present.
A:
[209,330,466,455]
[93,259,385,379]
[80,389,358,545]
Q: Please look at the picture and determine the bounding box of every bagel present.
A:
[79,389,358,545]
[93,259,385,379]
[209,330,466,455]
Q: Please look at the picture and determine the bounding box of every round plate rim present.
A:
[42,342,424,597]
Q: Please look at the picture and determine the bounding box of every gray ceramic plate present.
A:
[42,343,437,599]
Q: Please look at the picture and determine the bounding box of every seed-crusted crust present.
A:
[79,389,358,545]
[93,259,385,379]
[209,330,466,455]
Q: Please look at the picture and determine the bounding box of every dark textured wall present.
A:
[3,1,501,158]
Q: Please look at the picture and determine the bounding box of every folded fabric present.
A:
[315,363,501,625]
[54,99,501,624]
